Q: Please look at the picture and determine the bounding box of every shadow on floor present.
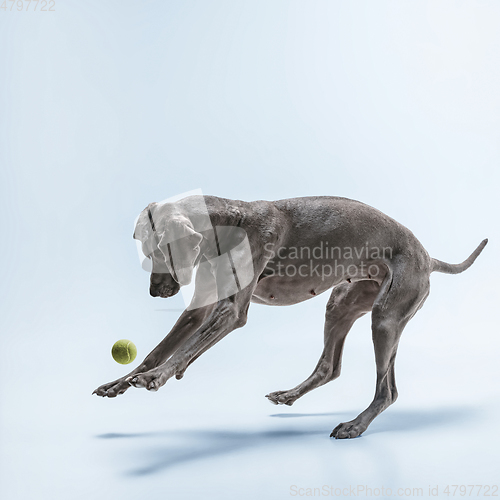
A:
[269,412,340,418]
[269,406,477,434]
[364,406,478,435]
[97,428,326,476]
[95,406,477,476]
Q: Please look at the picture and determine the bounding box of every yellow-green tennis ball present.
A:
[111,339,137,365]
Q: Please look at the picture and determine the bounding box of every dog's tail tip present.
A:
[431,238,488,275]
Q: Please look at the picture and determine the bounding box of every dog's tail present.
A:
[431,238,488,275]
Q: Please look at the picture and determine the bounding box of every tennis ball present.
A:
[111,339,137,365]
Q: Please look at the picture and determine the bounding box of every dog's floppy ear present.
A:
[157,219,203,286]
[133,205,158,258]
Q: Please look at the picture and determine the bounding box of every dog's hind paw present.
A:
[265,390,298,406]
[330,421,366,439]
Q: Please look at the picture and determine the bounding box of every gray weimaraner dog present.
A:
[93,195,487,438]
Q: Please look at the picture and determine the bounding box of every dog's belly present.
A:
[251,275,341,306]
[251,262,387,306]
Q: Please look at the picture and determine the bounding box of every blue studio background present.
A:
[1,1,499,499]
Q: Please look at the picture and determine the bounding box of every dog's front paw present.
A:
[265,390,298,406]
[126,368,170,392]
[330,420,366,439]
[93,377,131,398]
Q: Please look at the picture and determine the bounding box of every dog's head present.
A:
[133,203,203,297]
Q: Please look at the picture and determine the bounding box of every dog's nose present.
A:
[149,287,160,297]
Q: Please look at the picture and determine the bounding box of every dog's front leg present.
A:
[127,295,249,392]
[93,304,213,397]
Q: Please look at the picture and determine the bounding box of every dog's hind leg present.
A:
[331,263,430,438]
[266,280,380,406]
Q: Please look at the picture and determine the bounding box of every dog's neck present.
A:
[177,195,245,231]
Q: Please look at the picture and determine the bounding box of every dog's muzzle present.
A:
[150,285,180,298]
[150,272,181,298]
